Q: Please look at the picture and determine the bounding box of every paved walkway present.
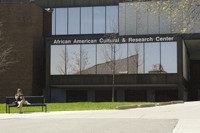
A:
[0,101,200,133]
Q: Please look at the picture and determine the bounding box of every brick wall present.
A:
[0,3,50,102]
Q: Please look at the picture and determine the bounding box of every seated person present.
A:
[15,88,28,113]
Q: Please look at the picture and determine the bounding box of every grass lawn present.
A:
[0,102,156,114]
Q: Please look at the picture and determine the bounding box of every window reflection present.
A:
[106,6,118,33]
[161,42,177,73]
[69,8,80,34]
[97,44,112,74]
[51,45,65,75]
[136,2,148,34]
[52,8,56,35]
[94,7,106,33]
[56,8,68,35]
[145,43,160,73]
[50,42,177,75]
[128,43,143,74]
[52,6,118,35]
[81,7,92,34]
[115,43,127,74]
[81,44,96,74]
[68,45,80,74]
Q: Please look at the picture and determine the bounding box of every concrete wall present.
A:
[0,3,49,102]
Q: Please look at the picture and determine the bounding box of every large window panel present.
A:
[148,2,159,34]
[160,1,171,34]
[52,8,56,35]
[81,44,96,74]
[136,3,148,34]
[51,45,65,75]
[97,44,112,74]
[145,43,160,73]
[128,43,144,74]
[119,3,126,35]
[68,45,81,74]
[161,42,177,73]
[115,43,127,74]
[69,8,80,34]
[81,7,92,34]
[55,8,68,35]
[94,7,106,34]
[106,6,118,33]
[126,3,137,35]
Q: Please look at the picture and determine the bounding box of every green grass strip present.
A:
[0,102,156,114]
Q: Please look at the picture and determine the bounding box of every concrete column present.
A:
[147,89,155,102]
[117,89,125,102]
[88,89,95,102]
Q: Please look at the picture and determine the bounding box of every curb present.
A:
[116,101,184,110]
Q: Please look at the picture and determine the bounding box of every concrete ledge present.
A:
[157,102,172,106]
[171,100,184,104]
[116,105,138,110]
[137,104,156,108]
[116,101,184,110]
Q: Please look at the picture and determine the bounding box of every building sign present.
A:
[52,36,176,45]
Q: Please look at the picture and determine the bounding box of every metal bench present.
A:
[6,96,47,113]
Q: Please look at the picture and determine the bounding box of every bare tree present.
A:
[57,45,90,75]
[0,21,17,73]
[71,48,90,74]
[101,22,121,101]
[57,46,69,74]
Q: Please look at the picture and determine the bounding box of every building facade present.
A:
[1,0,200,102]
[0,2,51,102]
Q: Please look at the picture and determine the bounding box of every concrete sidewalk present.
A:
[0,101,200,133]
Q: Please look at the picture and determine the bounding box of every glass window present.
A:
[81,7,93,34]
[81,44,96,74]
[97,44,112,74]
[52,8,56,35]
[148,2,159,34]
[94,7,106,34]
[125,3,137,35]
[119,3,126,35]
[68,45,81,74]
[136,3,148,34]
[160,2,171,34]
[50,41,177,75]
[51,45,65,75]
[115,43,127,74]
[128,43,144,74]
[69,8,80,34]
[106,6,118,33]
[161,42,177,73]
[145,42,160,73]
[55,8,68,35]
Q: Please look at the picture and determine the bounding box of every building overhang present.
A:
[50,84,178,88]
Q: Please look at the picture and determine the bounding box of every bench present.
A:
[6,96,47,113]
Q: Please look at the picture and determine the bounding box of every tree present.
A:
[156,0,200,33]
[0,21,17,73]
[57,46,90,75]
[57,46,69,74]
[129,0,200,33]
[72,48,90,74]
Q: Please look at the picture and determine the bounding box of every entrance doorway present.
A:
[189,61,200,100]
[185,39,200,100]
